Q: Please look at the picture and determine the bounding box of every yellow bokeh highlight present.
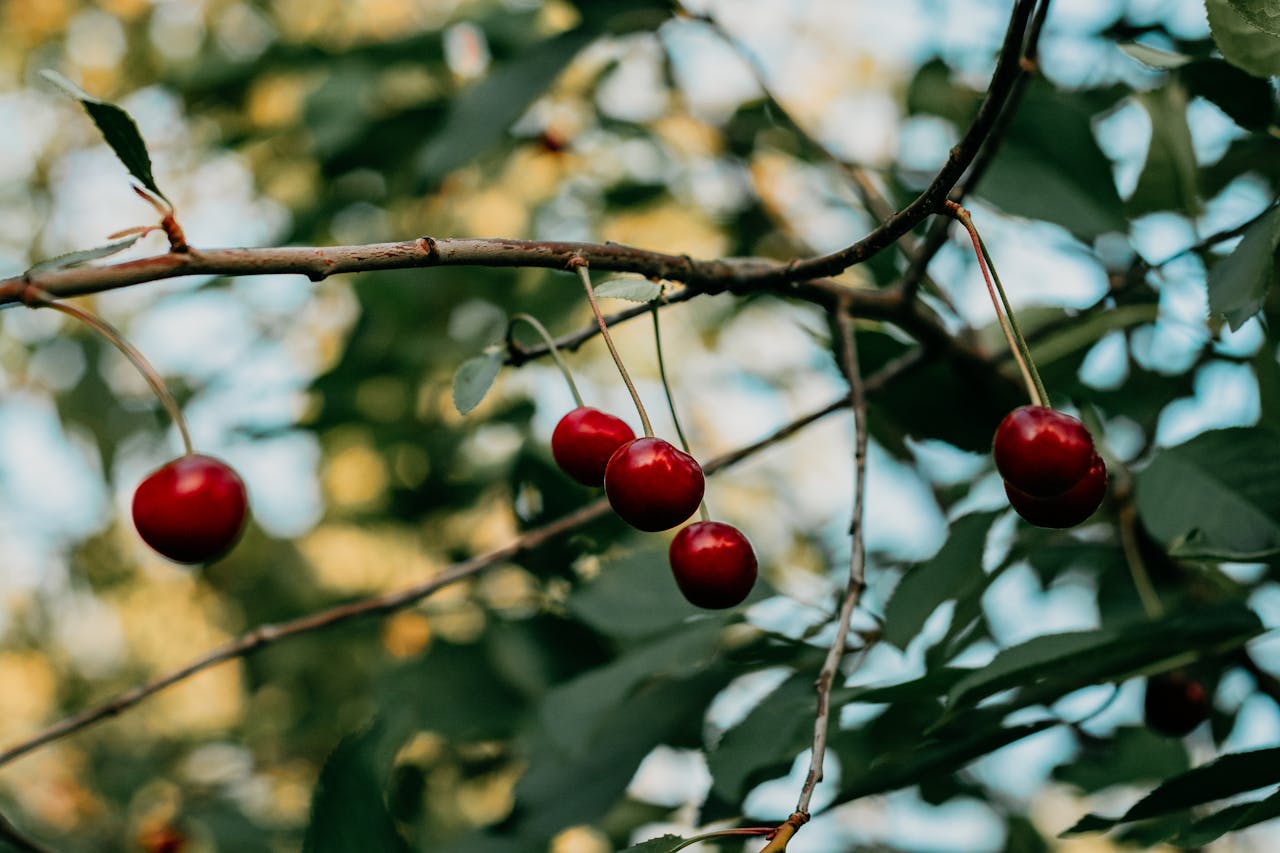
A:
[246,73,312,129]
[0,652,57,744]
[551,825,612,853]
[382,610,433,658]
[3,0,71,48]
[300,523,444,594]
[323,440,390,510]
[601,205,728,261]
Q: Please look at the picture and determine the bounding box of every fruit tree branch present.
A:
[0,350,919,770]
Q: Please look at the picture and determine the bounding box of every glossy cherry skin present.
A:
[132,454,248,564]
[604,437,705,532]
[993,406,1096,497]
[669,521,757,609]
[1144,671,1210,737]
[551,407,636,487]
[1004,452,1107,528]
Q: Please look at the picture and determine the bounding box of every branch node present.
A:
[416,236,439,261]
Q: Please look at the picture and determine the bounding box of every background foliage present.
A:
[0,0,1279,851]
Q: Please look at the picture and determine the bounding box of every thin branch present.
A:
[794,302,871,820]
[0,351,917,769]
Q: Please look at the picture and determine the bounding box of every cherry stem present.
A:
[946,202,1048,408]
[28,291,194,456]
[573,261,654,437]
[650,295,710,523]
[669,827,776,852]
[509,313,584,408]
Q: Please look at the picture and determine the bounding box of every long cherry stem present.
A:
[573,261,654,437]
[650,295,710,522]
[946,202,1047,408]
[509,313,584,407]
[26,290,194,455]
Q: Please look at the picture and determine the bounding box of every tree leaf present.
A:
[1129,84,1200,217]
[1119,42,1192,69]
[593,277,663,303]
[1065,747,1280,835]
[40,70,168,202]
[1173,787,1280,846]
[25,233,142,275]
[1180,59,1278,132]
[707,672,814,802]
[1207,0,1280,78]
[452,348,504,415]
[1052,725,1190,795]
[1137,427,1280,560]
[621,836,686,853]
[1227,0,1280,37]
[1207,205,1280,331]
[882,511,998,650]
[975,81,1126,238]
[302,722,410,853]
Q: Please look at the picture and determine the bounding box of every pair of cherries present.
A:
[551,407,757,609]
[992,406,1107,529]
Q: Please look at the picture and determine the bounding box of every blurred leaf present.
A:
[40,70,167,201]
[452,348,504,414]
[26,234,142,275]
[1207,205,1280,331]
[1257,347,1280,431]
[1172,787,1280,846]
[976,81,1126,238]
[593,278,663,303]
[418,28,595,186]
[1207,0,1280,78]
[906,58,981,124]
[621,835,685,852]
[1180,59,1277,132]
[882,511,998,650]
[1053,726,1190,794]
[944,602,1263,714]
[1065,747,1280,835]
[707,672,814,801]
[1137,427,1280,559]
[1130,84,1200,217]
[1119,42,1191,69]
[302,722,410,853]
[1226,0,1280,37]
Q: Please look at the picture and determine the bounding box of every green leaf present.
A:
[593,277,663,303]
[882,512,998,650]
[943,602,1262,714]
[621,835,686,852]
[1180,59,1278,132]
[452,348,504,415]
[418,28,595,186]
[1207,205,1280,331]
[1137,427,1280,560]
[1053,726,1190,794]
[975,82,1126,238]
[707,672,814,801]
[1119,42,1192,69]
[1065,747,1280,835]
[1173,787,1280,846]
[1130,84,1200,217]
[26,234,142,275]
[1227,0,1280,37]
[302,722,410,853]
[40,70,168,202]
[1207,0,1280,78]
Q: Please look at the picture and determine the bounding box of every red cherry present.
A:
[1144,671,1210,737]
[551,407,636,487]
[1004,452,1107,528]
[993,406,1095,497]
[139,825,187,853]
[669,521,757,609]
[603,437,704,532]
[132,454,248,564]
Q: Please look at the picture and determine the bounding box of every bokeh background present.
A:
[0,0,1276,850]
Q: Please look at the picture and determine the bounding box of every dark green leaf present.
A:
[1227,0,1280,37]
[40,70,167,201]
[1207,205,1280,331]
[707,672,814,801]
[1137,427,1280,560]
[593,278,663,303]
[1065,747,1280,835]
[1053,726,1190,794]
[302,722,410,853]
[1174,787,1280,846]
[26,234,142,275]
[1207,0,1280,78]
[1180,59,1277,132]
[621,835,685,852]
[882,512,998,650]
[975,82,1126,238]
[452,348,504,414]
[1130,84,1200,217]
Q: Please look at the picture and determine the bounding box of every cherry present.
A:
[669,521,757,609]
[132,454,248,564]
[1144,671,1211,737]
[139,824,187,853]
[551,406,636,487]
[604,437,704,532]
[1004,452,1107,528]
[993,406,1095,498]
